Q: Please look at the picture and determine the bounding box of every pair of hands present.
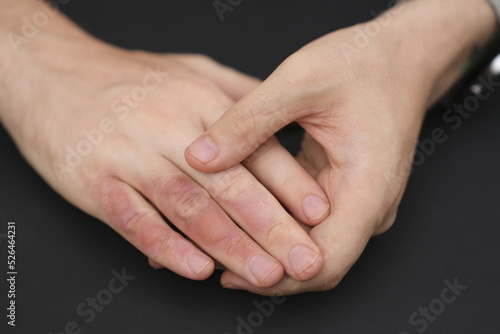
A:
[2,28,415,294]
[1,0,495,295]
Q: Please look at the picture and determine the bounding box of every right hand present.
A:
[184,0,497,294]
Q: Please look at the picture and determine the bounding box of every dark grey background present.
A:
[1,1,499,333]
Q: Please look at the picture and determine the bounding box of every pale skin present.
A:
[0,0,331,288]
[0,0,496,296]
[186,0,497,294]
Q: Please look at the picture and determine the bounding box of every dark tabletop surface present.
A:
[1,1,499,333]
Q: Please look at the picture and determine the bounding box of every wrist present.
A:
[0,0,98,76]
[0,0,33,76]
[377,0,497,107]
[0,1,102,129]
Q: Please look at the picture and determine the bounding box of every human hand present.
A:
[0,4,329,288]
[185,0,497,294]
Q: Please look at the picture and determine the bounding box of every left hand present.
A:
[185,0,496,294]
[185,28,424,295]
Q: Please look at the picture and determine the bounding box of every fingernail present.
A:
[187,136,219,164]
[289,244,319,275]
[302,195,329,221]
[188,253,210,275]
[222,283,244,290]
[249,255,280,284]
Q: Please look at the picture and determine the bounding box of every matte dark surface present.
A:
[1,1,499,333]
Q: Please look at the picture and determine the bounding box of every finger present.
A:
[221,169,380,295]
[131,156,285,288]
[221,273,303,296]
[185,76,305,173]
[296,133,330,179]
[220,208,372,295]
[160,126,324,282]
[148,258,165,270]
[149,250,225,271]
[242,136,330,226]
[174,54,262,101]
[193,164,324,282]
[94,178,214,280]
[199,105,330,226]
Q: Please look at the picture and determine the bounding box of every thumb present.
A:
[185,79,303,173]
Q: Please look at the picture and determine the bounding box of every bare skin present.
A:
[186,0,497,294]
[0,0,331,288]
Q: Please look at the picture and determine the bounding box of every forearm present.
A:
[0,0,31,75]
[0,0,89,57]
[379,0,497,106]
[0,0,100,134]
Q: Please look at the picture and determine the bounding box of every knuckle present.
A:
[227,106,260,148]
[134,220,179,259]
[220,91,288,159]
[96,180,156,235]
[263,221,289,244]
[156,174,212,222]
[221,234,248,258]
[94,179,185,260]
[120,209,158,236]
[208,167,254,203]
[172,189,211,222]
[148,231,178,258]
